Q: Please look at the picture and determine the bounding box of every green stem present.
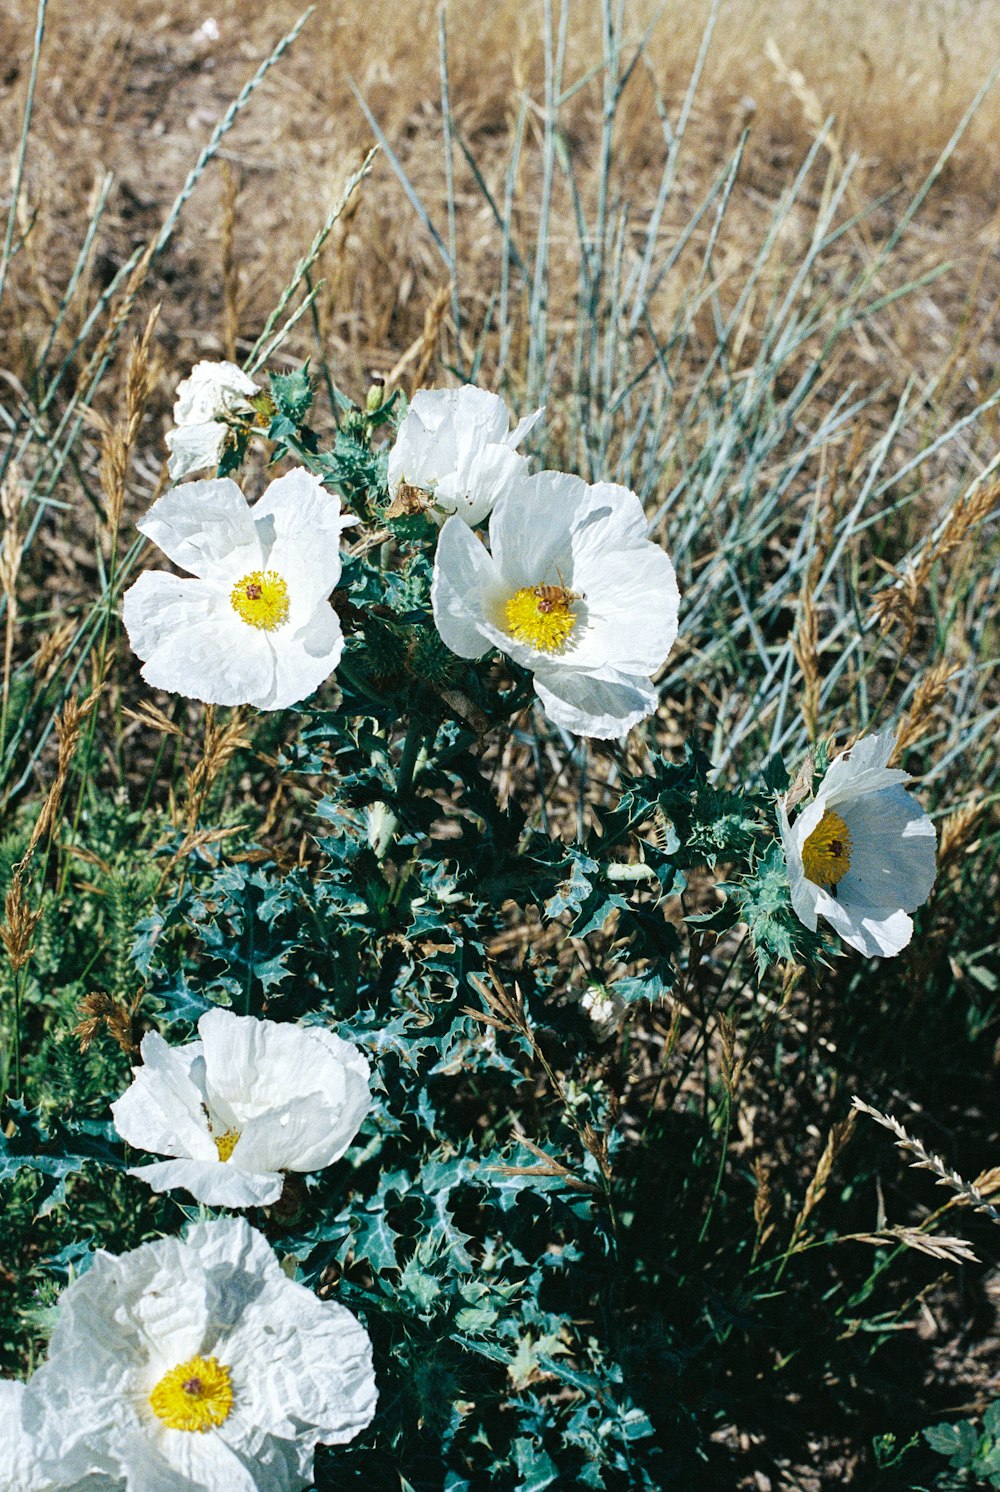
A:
[371,721,428,864]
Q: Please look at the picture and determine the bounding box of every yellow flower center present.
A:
[504,584,578,654]
[801,808,852,888]
[149,1355,233,1433]
[213,1128,240,1162]
[230,570,289,631]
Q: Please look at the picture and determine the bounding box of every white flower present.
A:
[778,728,937,958]
[431,470,680,738]
[386,384,541,525]
[122,468,355,710]
[111,1008,371,1208]
[26,1217,377,1492]
[166,360,259,481]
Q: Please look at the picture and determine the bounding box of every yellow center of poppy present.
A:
[149,1355,233,1433]
[504,585,577,653]
[230,570,289,631]
[213,1128,240,1162]
[801,808,852,888]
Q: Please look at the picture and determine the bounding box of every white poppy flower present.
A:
[111,1008,371,1208]
[122,468,355,710]
[431,470,680,738]
[166,360,260,481]
[778,728,937,957]
[26,1217,377,1492]
[386,384,541,525]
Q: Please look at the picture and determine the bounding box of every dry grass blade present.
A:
[387,282,453,393]
[788,1109,857,1252]
[470,967,613,1185]
[847,1227,979,1264]
[180,706,251,834]
[98,303,159,540]
[938,794,991,874]
[0,462,27,748]
[872,476,1000,641]
[892,661,961,760]
[853,1096,1000,1226]
[122,702,184,740]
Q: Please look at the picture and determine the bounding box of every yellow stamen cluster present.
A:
[504,585,577,654]
[801,808,852,888]
[213,1128,240,1162]
[149,1355,233,1433]
[230,570,289,631]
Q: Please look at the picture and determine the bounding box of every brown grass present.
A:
[3,0,1000,420]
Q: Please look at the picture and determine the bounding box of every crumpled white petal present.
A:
[112,1009,371,1208]
[166,421,229,482]
[532,664,660,740]
[387,384,541,525]
[28,1218,377,1492]
[174,361,258,426]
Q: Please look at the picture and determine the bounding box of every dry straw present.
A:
[871,476,1000,646]
[852,1096,1000,1227]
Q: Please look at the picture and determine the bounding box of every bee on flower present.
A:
[431,469,680,738]
[23,1217,377,1491]
[165,360,262,481]
[122,468,355,709]
[778,727,937,957]
[386,384,542,525]
[111,1008,371,1208]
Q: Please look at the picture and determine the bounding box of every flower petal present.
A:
[251,469,355,615]
[506,406,544,448]
[200,1010,371,1167]
[816,893,915,958]
[434,443,528,526]
[137,479,260,582]
[111,1031,214,1161]
[127,1158,284,1208]
[839,785,937,913]
[488,470,583,589]
[174,360,258,425]
[431,517,501,659]
[819,727,910,805]
[778,798,823,932]
[165,421,227,481]
[261,604,345,710]
[531,663,658,739]
[563,544,679,673]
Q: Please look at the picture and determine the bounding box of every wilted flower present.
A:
[431,470,680,738]
[778,727,937,957]
[112,1008,371,1208]
[122,469,355,709]
[386,384,541,525]
[165,359,260,481]
[26,1217,377,1491]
